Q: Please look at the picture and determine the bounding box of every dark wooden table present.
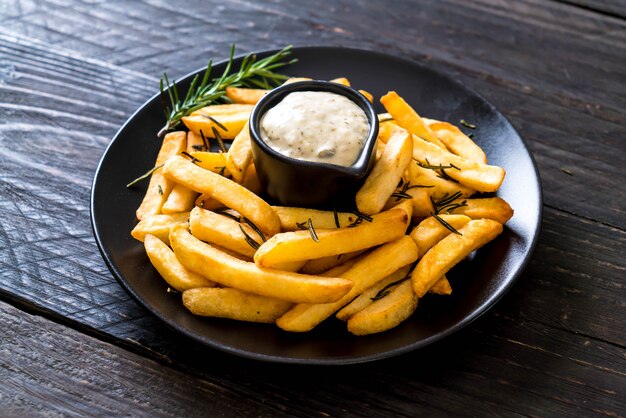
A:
[1,0,624,416]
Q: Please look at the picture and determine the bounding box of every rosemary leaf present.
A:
[460,119,477,129]
[211,126,227,153]
[242,217,267,242]
[431,212,462,235]
[158,45,295,136]
[307,218,319,242]
[239,224,260,250]
[371,275,410,301]
[333,210,340,228]
[181,151,202,164]
[126,164,164,188]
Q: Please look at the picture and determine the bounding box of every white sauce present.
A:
[260,91,369,166]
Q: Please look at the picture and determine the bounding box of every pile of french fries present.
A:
[130,77,513,336]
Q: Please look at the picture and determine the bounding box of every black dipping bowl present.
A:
[249,80,379,209]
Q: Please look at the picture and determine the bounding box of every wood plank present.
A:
[4,297,623,417]
[0,300,287,417]
[554,0,626,19]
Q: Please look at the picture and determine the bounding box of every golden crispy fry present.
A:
[406,161,476,199]
[226,121,253,183]
[380,91,446,149]
[446,197,514,224]
[194,194,223,210]
[276,236,419,332]
[130,212,190,245]
[378,113,394,123]
[135,131,186,220]
[336,265,411,321]
[430,275,452,295]
[299,250,366,275]
[170,224,352,304]
[383,187,433,218]
[356,128,413,215]
[359,89,374,103]
[412,219,503,297]
[242,164,262,194]
[330,77,350,86]
[144,234,214,291]
[183,112,250,140]
[161,184,197,214]
[377,120,404,143]
[225,86,269,104]
[254,207,410,268]
[189,151,230,176]
[347,279,418,335]
[272,206,359,231]
[412,136,505,192]
[189,207,265,258]
[423,118,487,164]
[190,104,255,115]
[282,77,312,85]
[186,131,207,153]
[410,215,472,256]
[163,155,280,235]
[182,287,292,323]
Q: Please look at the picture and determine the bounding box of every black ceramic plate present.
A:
[91,47,542,365]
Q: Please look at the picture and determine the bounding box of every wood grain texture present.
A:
[0,0,625,415]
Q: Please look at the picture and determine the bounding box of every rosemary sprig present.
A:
[296,218,319,242]
[181,151,201,164]
[211,126,227,153]
[242,217,267,243]
[391,181,434,201]
[348,210,373,228]
[239,225,260,250]
[417,159,461,183]
[371,274,411,301]
[431,212,462,235]
[460,119,476,129]
[429,192,468,235]
[126,164,164,188]
[158,45,296,137]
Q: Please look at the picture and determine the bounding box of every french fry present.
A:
[347,279,418,335]
[189,151,230,176]
[183,112,250,140]
[254,207,410,268]
[163,155,281,235]
[144,234,215,291]
[225,86,268,104]
[190,104,255,115]
[130,212,190,245]
[410,215,472,256]
[412,219,503,297]
[412,136,505,192]
[378,112,393,123]
[189,207,265,258]
[272,206,359,231]
[446,197,514,224]
[276,236,419,332]
[380,91,446,149]
[162,184,197,214]
[299,250,366,275]
[282,77,312,85]
[182,287,292,323]
[423,118,487,164]
[356,128,413,215]
[430,275,452,295]
[359,89,374,103]
[330,77,350,86]
[242,164,262,194]
[336,265,411,321]
[170,224,352,304]
[186,131,207,153]
[383,187,433,218]
[377,120,404,143]
[135,131,186,220]
[406,161,476,199]
[226,121,253,183]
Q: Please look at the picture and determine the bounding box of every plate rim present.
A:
[90,45,543,365]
